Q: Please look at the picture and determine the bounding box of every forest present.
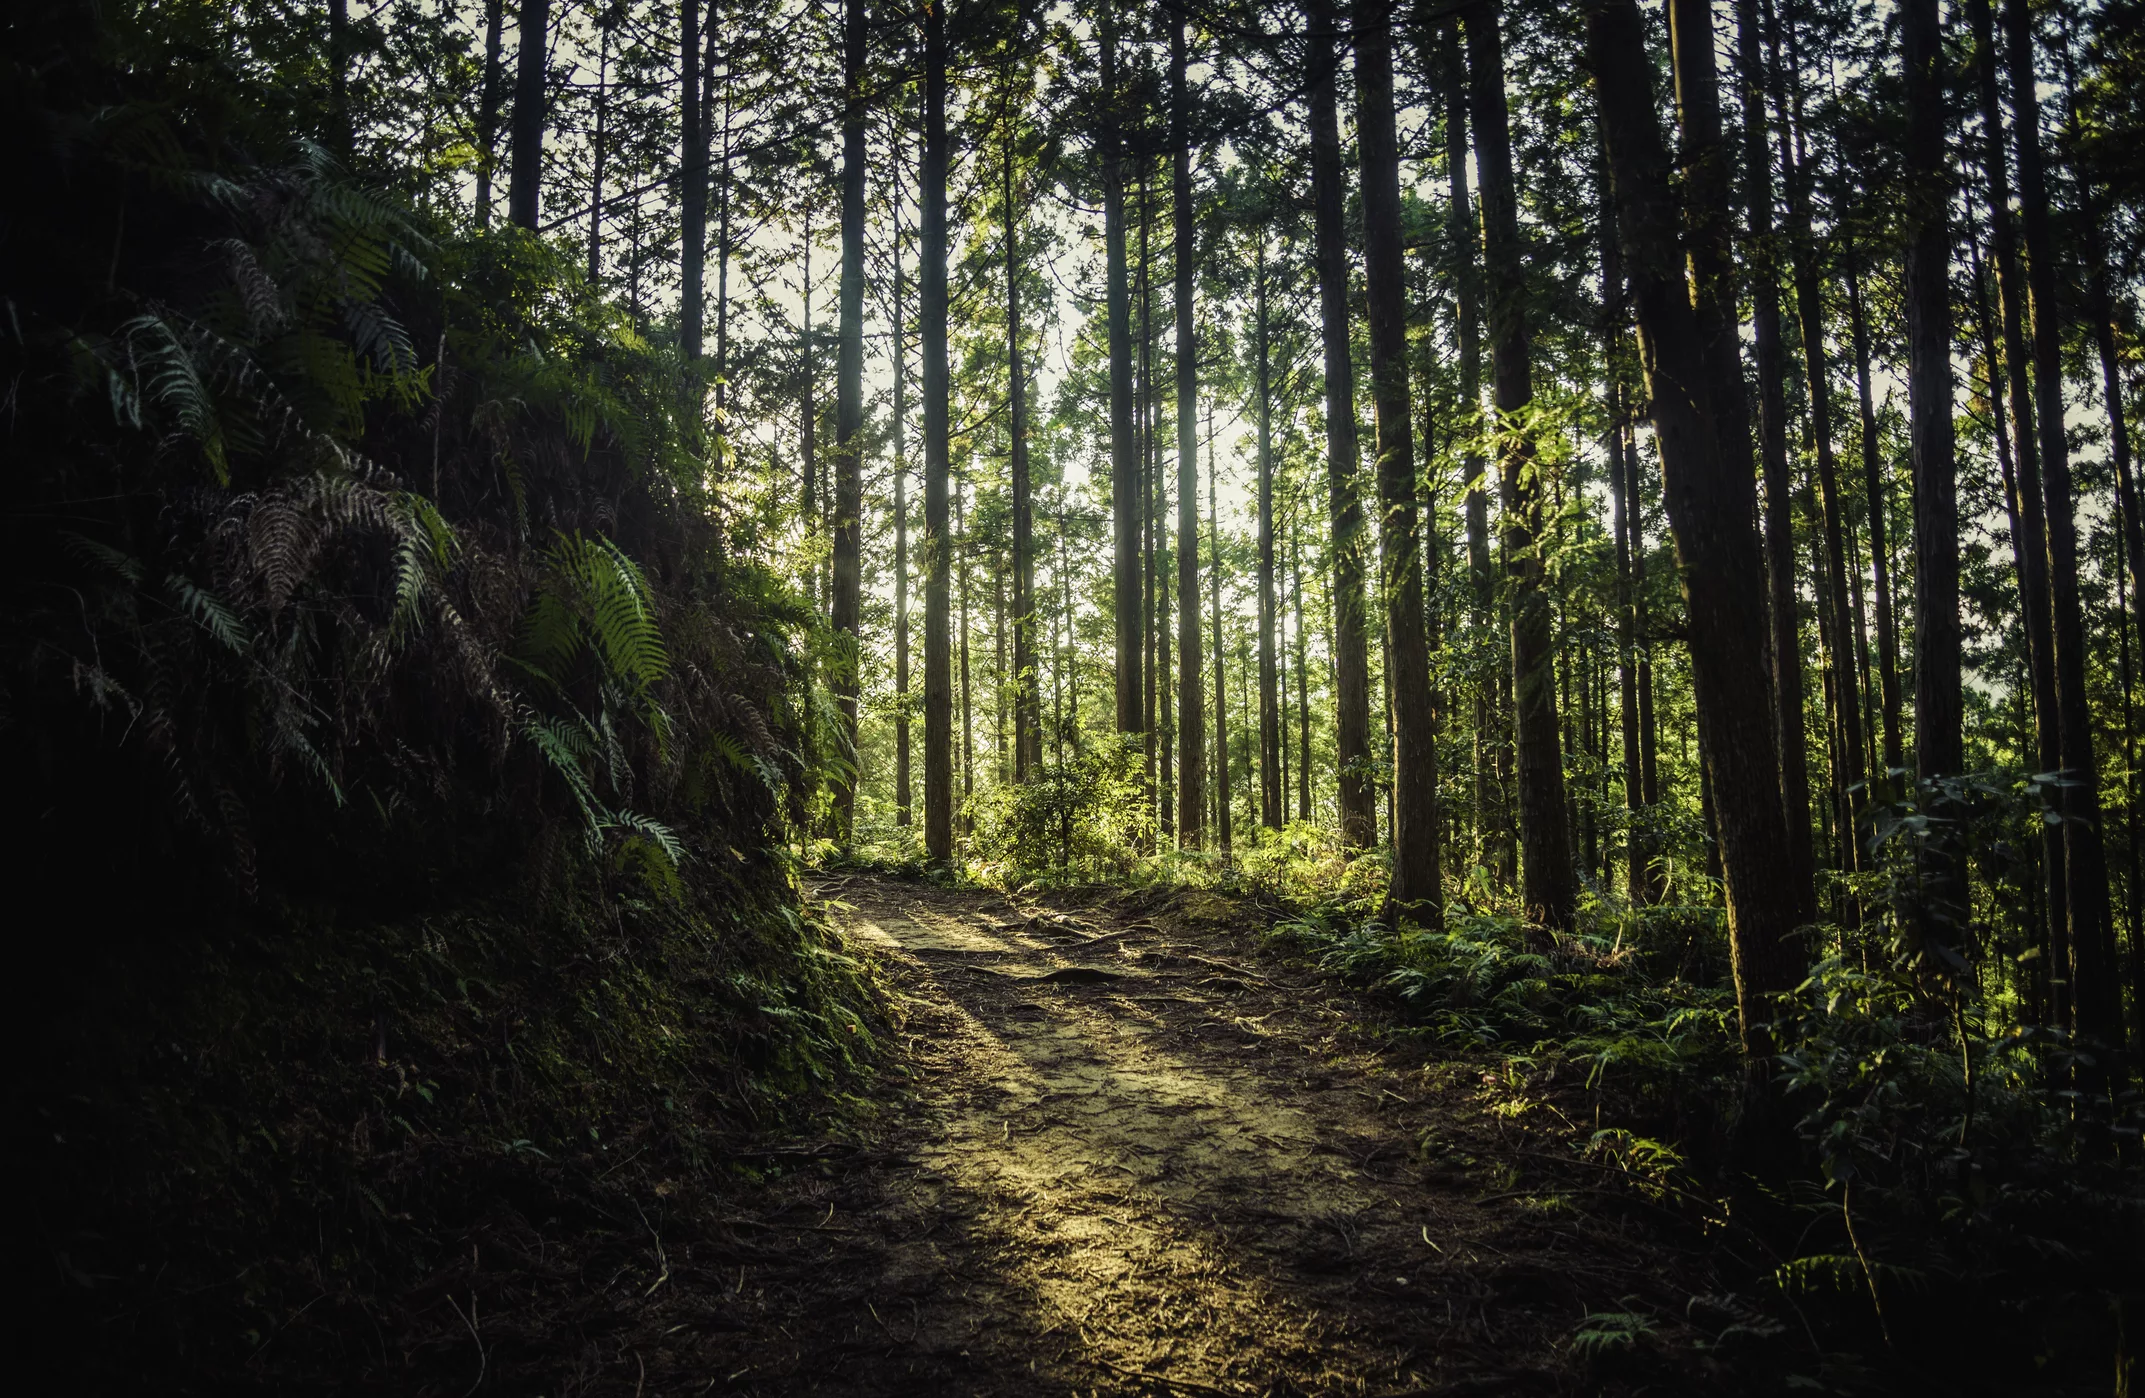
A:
[7,0,2144,1391]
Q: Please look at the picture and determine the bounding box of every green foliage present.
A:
[966,735,1154,885]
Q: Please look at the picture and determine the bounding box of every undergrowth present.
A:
[5,4,885,1387]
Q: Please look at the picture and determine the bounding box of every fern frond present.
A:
[59,529,146,586]
[165,574,251,653]
[121,312,228,481]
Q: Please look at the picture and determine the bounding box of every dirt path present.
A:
[649,876,1730,1397]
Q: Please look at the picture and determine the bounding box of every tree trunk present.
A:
[1140,166,1159,800]
[508,0,551,230]
[828,0,866,843]
[1772,22,1867,871]
[476,0,506,228]
[1845,265,1902,775]
[587,29,608,282]
[1601,173,1649,905]
[679,0,706,356]
[1208,416,1231,860]
[1294,513,1314,823]
[1007,119,1041,783]
[959,487,974,828]
[2009,0,2124,1058]
[1971,0,2065,1009]
[1101,4,1143,739]
[714,76,732,404]
[2091,275,2145,1060]
[1469,0,1574,927]
[1732,0,1815,901]
[921,0,954,863]
[327,0,350,154]
[1591,0,1809,1049]
[1172,14,1206,850]
[1359,0,1441,922]
[1256,245,1283,831]
[1436,18,1501,880]
[895,224,911,826]
[1309,0,1374,850]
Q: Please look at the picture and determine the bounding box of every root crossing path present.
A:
[686,877,1729,1397]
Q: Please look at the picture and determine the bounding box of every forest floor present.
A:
[422,876,1760,1397]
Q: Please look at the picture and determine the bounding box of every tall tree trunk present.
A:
[1309,0,1374,850]
[1208,417,1231,860]
[828,0,867,843]
[1359,0,1441,921]
[959,487,973,828]
[800,224,818,608]
[1293,513,1314,822]
[1007,119,1040,783]
[895,215,911,827]
[1140,167,1159,799]
[1966,207,2054,1002]
[1100,5,1142,739]
[922,0,954,863]
[2093,279,2145,1060]
[1437,19,1500,879]
[476,0,506,227]
[587,28,609,282]
[1591,0,1809,1049]
[508,0,551,230]
[1601,176,1649,905]
[1172,14,1206,850]
[679,0,707,356]
[1147,161,1176,836]
[1845,265,1902,774]
[327,0,351,155]
[1732,0,1814,892]
[2009,0,2124,1057]
[1772,20,1867,871]
[1971,0,2065,1003]
[715,75,733,405]
[1256,245,1283,832]
[1469,0,1574,927]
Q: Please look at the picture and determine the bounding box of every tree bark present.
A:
[1309,0,1374,850]
[1208,417,1231,859]
[1771,18,1867,870]
[1437,19,1502,880]
[508,0,551,230]
[1601,167,1649,905]
[895,220,911,826]
[1173,14,1206,850]
[1732,0,1815,905]
[1102,3,1144,739]
[1007,117,1041,783]
[828,0,867,843]
[1359,0,1441,922]
[1140,167,1159,801]
[587,28,609,282]
[1591,0,1810,1048]
[1293,512,1314,822]
[2008,0,2124,1056]
[1255,244,1283,831]
[1468,0,1574,927]
[679,0,707,356]
[476,0,506,228]
[922,0,954,863]
[1970,0,2065,1004]
[1845,264,1902,775]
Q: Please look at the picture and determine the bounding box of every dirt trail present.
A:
[658,876,1729,1397]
